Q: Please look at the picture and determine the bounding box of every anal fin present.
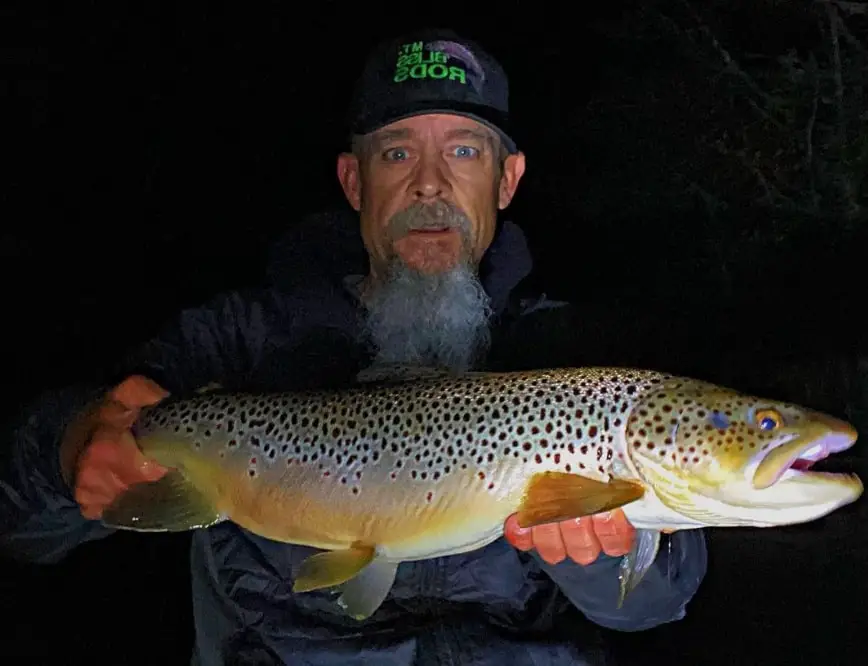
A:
[337,557,399,621]
[516,471,645,529]
[293,545,376,593]
[617,528,662,608]
[101,470,224,532]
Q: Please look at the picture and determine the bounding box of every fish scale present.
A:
[138,367,666,508]
[107,364,862,621]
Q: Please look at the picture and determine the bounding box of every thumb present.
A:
[110,375,170,410]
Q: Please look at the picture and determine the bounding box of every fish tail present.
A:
[101,469,224,532]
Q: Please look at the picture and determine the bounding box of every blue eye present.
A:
[452,145,479,158]
[755,409,783,431]
[383,148,409,161]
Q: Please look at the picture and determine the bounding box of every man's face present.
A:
[338,113,525,279]
[336,113,525,372]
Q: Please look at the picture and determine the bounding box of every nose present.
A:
[411,152,449,201]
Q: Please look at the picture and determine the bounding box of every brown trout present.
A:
[103,365,863,619]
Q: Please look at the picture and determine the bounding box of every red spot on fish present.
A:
[588,426,598,437]
[646,443,655,450]
[250,457,257,464]
[426,491,433,502]
[554,453,561,464]
[488,482,495,490]
[323,471,330,477]
[390,472,397,480]
[568,443,575,454]
[478,471,486,480]
[352,487,359,495]
[565,464,572,472]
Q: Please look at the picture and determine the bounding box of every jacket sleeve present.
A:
[0,289,273,564]
[538,529,707,631]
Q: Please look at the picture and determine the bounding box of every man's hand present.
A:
[504,508,636,565]
[60,375,170,520]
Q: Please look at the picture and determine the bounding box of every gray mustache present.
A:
[388,200,472,238]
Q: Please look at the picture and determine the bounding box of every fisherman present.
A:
[1,29,707,665]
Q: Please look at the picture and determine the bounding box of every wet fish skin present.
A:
[102,365,862,618]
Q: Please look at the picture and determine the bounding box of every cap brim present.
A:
[351,100,518,154]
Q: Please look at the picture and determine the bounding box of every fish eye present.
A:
[755,408,784,431]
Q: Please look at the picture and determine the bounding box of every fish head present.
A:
[624,378,863,528]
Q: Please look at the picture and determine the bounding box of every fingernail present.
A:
[598,511,613,522]
[140,460,164,479]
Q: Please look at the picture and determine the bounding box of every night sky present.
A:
[4,2,867,664]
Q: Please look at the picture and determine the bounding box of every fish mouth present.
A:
[752,412,859,490]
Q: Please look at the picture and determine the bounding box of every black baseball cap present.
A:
[346,29,518,154]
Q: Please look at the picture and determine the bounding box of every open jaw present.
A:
[752,418,860,490]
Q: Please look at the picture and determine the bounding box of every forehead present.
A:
[368,113,496,144]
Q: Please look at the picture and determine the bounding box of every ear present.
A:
[497,151,527,210]
[337,152,362,211]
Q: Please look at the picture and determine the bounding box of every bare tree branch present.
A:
[831,5,868,55]
[678,0,786,128]
[824,1,846,130]
[824,0,868,16]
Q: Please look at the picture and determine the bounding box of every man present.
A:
[1,29,707,665]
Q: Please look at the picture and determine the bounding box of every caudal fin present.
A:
[101,470,224,532]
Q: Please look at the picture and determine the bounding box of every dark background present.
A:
[3,1,867,664]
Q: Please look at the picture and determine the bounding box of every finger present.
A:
[591,510,636,557]
[96,400,137,429]
[503,514,535,551]
[110,375,170,410]
[532,523,567,565]
[111,429,169,484]
[75,429,127,492]
[79,426,166,490]
[79,501,108,521]
[74,487,113,515]
[560,517,603,565]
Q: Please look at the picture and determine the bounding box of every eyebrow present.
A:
[368,128,412,149]
[369,126,495,148]
[443,128,494,143]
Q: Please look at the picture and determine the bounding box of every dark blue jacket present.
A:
[1,209,707,665]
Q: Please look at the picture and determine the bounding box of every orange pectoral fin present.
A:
[516,471,645,529]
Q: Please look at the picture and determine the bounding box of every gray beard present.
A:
[361,258,493,373]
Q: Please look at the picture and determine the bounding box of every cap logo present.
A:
[392,40,485,93]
